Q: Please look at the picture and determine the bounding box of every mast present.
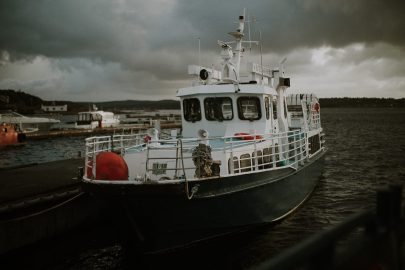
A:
[220,9,246,83]
[232,9,245,76]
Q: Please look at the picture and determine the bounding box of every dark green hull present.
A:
[83,150,326,253]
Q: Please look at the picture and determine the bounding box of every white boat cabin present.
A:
[76,111,120,130]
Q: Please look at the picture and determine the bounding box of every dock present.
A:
[0,158,101,255]
[25,123,181,140]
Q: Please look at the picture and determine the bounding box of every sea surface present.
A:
[1,107,405,269]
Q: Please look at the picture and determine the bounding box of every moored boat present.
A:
[75,106,120,130]
[0,123,26,148]
[81,10,326,253]
[0,110,60,132]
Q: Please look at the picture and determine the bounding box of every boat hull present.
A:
[83,150,326,252]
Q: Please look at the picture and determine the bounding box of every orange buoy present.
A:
[94,152,129,180]
[0,123,25,147]
[234,133,263,140]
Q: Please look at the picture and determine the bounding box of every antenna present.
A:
[195,37,201,67]
[247,12,252,52]
[259,30,264,81]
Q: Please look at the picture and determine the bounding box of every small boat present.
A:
[0,110,60,132]
[81,10,326,252]
[120,109,181,127]
[75,108,120,130]
[0,123,26,148]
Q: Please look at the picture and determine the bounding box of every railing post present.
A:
[92,139,96,179]
[145,143,149,181]
[376,185,403,270]
[254,133,258,171]
[229,138,234,174]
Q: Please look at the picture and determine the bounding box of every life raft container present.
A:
[234,133,263,140]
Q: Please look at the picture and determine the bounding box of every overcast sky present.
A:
[1,0,404,101]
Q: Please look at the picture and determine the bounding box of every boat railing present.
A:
[310,110,321,129]
[84,129,324,180]
[143,130,311,180]
[85,132,149,178]
[222,130,309,174]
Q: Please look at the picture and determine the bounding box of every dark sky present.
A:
[0,0,404,101]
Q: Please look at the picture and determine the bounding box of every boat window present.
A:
[183,98,201,122]
[204,97,233,121]
[228,156,239,174]
[284,99,288,118]
[78,114,90,122]
[265,97,270,120]
[253,150,263,170]
[272,100,277,119]
[240,153,252,172]
[263,148,272,168]
[237,97,261,120]
[93,114,102,121]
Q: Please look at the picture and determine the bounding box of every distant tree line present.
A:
[319,97,405,108]
[1,89,404,114]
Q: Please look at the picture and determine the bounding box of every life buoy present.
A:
[143,135,151,143]
[314,102,320,113]
[234,133,263,140]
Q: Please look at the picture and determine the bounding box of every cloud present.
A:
[0,0,404,100]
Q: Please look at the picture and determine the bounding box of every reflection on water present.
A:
[1,108,405,269]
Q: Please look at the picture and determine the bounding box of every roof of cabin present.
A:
[177,84,276,97]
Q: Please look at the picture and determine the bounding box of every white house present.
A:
[41,104,68,112]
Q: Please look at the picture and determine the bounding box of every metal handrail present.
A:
[84,129,322,180]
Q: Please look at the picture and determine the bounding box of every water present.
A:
[1,108,405,269]
[0,136,85,168]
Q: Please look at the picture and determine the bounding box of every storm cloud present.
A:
[0,0,404,101]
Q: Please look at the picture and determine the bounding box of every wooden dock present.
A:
[0,158,102,255]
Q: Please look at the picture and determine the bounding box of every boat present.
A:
[81,10,326,253]
[120,109,181,127]
[0,122,26,147]
[75,106,120,130]
[0,110,60,132]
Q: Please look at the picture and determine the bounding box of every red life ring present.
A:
[314,103,320,113]
[143,135,151,143]
[234,133,263,140]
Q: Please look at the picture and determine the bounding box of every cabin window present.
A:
[93,114,102,121]
[237,97,261,120]
[284,98,288,118]
[240,153,252,172]
[183,98,201,122]
[204,97,233,121]
[228,156,240,174]
[263,147,272,168]
[265,97,270,120]
[272,100,277,119]
[254,150,263,170]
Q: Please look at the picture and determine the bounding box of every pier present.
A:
[0,158,101,255]
[24,123,181,140]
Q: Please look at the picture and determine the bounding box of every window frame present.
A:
[265,96,270,120]
[183,98,202,122]
[204,97,234,121]
[237,96,262,121]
